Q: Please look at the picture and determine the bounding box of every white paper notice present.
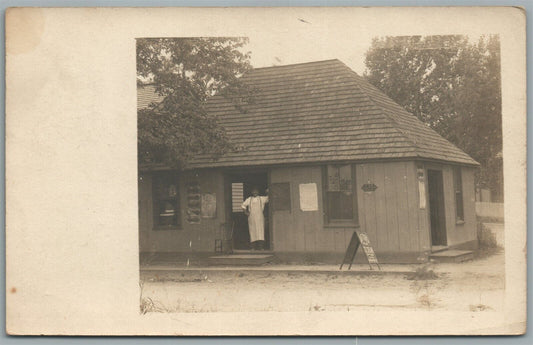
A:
[299,183,318,211]
[418,180,426,209]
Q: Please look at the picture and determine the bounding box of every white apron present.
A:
[241,196,269,242]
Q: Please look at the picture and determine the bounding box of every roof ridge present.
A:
[337,62,423,156]
[250,59,341,70]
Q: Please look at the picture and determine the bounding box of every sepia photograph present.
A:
[5,7,526,336]
[137,33,505,314]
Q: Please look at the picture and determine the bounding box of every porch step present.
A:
[207,254,275,266]
[232,249,274,255]
[431,245,449,253]
[429,250,474,263]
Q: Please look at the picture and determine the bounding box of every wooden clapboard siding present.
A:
[355,161,421,254]
[395,163,411,252]
[442,165,456,246]
[312,166,329,251]
[355,164,366,245]
[418,198,431,254]
[412,163,430,254]
[383,163,400,252]
[313,168,335,253]
[270,167,291,252]
[139,160,475,258]
[270,161,425,255]
[138,173,153,253]
[271,165,332,253]
[301,168,316,252]
[373,164,389,251]
[334,230,347,253]
[290,168,306,252]
[314,222,335,253]
[359,163,379,248]
[138,170,226,253]
[405,162,420,252]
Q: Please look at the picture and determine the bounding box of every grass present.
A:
[474,245,503,260]
[474,220,504,259]
[406,264,439,280]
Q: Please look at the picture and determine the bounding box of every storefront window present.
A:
[153,172,180,229]
[324,164,358,223]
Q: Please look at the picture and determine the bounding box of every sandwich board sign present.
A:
[340,230,381,270]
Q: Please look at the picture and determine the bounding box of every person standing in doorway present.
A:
[241,187,269,250]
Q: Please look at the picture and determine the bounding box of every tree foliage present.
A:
[137,37,252,169]
[364,35,502,200]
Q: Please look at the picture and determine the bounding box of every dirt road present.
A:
[140,251,504,314]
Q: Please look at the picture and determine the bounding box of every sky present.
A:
[231,9,490,75]
[137,8,492,79]
[247,35,371,75]
[245,32,485,76]
[244,20,374,75]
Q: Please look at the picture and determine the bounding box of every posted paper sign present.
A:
[201,193,216,218]
[418,180,427,209]
[299,183,318,211]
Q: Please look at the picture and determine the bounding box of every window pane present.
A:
[453,168,464,221]
[325,165,356,222]
[338,165,352,191]
[153,173,180,227]
[327,165,341,191]
[327,191,354,220]
[455,191,464,220]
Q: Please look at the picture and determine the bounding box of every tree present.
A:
[364,35,503,201]
[137,37,253,169]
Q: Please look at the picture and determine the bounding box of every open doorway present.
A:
[226,171,270,250]
[427,169,447,247]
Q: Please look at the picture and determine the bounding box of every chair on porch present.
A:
[215,221,234,254]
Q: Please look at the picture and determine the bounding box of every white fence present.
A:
[475,202,504,220]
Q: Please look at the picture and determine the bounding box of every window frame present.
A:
[152,171,181,231]
[322,164,359,228]
[453,166,465,223]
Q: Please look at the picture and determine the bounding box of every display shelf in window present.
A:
[153,173,181,229]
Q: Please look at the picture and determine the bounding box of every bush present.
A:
[406,264,439,280]
[477,221,498,249]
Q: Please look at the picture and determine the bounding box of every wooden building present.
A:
[138,59,479,264]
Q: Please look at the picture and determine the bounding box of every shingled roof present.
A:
[139,59,478,168]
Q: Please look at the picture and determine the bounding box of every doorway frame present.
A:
[223,167,273,251]
[426,168,448,248]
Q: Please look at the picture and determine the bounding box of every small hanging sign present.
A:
[361,183,378,192]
